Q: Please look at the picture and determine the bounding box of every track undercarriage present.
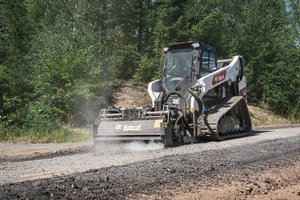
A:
[198,96,252,140]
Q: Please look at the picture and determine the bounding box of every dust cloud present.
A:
[123,141,163,152]
[94,141,164,153]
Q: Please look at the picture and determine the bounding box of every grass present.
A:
[248,105,299,126]
[0,126,91,143]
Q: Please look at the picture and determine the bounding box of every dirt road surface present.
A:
[0,127,300,199]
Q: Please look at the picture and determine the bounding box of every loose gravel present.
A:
[0,127,299,199]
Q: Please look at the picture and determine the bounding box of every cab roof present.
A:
[163,42,216,52]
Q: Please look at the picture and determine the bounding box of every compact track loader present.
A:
[93,42,252,147]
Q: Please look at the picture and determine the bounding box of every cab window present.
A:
[201,50,217,74]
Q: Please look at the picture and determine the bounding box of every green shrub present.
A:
[0,125,90,143]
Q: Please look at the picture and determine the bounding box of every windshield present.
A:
[162,48,193,92]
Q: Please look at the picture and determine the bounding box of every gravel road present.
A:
[0,127,299,199]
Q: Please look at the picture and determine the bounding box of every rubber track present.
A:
[198,96,252,140]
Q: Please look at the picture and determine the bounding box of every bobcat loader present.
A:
[93,42,252,147]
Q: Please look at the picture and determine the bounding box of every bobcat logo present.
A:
[115,124,141,132]
[172,98,180,105]
[212,70,226,85]
[115,124,123,132]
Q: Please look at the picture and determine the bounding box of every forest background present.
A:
[0,0,299,140]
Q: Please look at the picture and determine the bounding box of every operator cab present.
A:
[161,42,217,93]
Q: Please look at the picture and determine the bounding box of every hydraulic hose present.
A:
[162,91,193,131]
[238,56,245,82]
[162,91,187,120]
[163,90,202,134]
[188,89,203,114]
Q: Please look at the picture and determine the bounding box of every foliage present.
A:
[133,54,160,83]
[0,125,90,143]
[0,0,34,127]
